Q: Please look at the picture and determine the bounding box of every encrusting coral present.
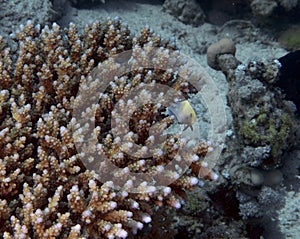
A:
[0,19,217,238]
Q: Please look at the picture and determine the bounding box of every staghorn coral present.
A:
[0,19,217,238]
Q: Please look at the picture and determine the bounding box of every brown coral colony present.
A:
[0,20,216,238]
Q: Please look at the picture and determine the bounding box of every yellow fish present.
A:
[168,100,197,131]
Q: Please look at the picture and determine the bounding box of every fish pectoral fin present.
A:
[183,124,193,131]
[183,125,189,131]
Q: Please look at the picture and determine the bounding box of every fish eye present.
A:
[190,113,193,118]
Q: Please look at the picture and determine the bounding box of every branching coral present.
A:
[0,19,218,238]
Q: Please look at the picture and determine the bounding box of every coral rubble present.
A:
[206,36,300,239]
[207,39,297,168]
[0,19,217,238]
[162,0,205,27]
[0,0,55,37]
[161,0,299,27]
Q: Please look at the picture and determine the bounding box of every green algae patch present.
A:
[242,110,294,158]
[278,26,300,51]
